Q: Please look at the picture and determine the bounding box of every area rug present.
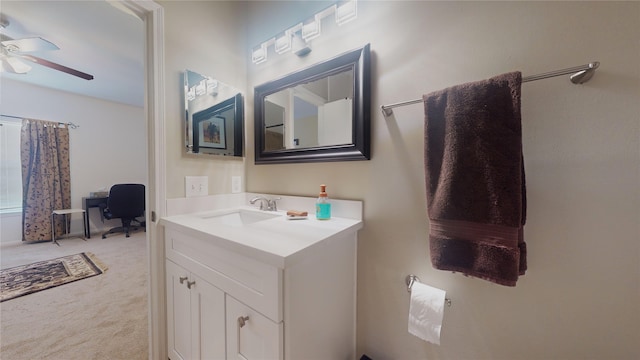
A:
[0,252,108,302]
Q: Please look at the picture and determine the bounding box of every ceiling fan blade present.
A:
[20,54,94,80]
[1,37,59,52]
[3,56,32,73]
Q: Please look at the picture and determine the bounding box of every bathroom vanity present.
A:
[160,194,362,360]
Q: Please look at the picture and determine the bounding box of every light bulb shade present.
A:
[302,15,321,41]
[252,43,268,64]
[195,80,206,96]
[206,78,218,95]
[5,57,31,73]
[335,0,358,25]
[274,30,292,54]
[186,87,195,101]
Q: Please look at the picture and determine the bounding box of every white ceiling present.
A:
[0,0,144,107]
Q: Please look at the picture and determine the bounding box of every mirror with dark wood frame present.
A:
[184,70,244,157]
[254,44,370,164]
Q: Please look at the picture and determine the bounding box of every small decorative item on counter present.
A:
[316,184,331,220]
[286,210,308,220]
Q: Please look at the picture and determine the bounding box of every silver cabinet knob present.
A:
[236,315,250,353]
[187,280,196,289]
[179,276,188,284]
[238,315,249,328]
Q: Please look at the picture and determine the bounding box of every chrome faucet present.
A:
[249,196,280,211]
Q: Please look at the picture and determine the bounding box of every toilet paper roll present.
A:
[408,281,446,345]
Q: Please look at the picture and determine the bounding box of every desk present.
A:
[82,196,108,238]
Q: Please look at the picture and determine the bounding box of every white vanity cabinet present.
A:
[162,208,360,360]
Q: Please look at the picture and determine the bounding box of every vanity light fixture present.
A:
[251,0,358,64]
[186,77,220,99]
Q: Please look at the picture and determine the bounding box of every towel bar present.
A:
[406,274,452,307]
[381,61,600,117]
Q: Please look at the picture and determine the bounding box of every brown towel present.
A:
[423,72,527,286]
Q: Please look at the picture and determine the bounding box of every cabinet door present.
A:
[166,260,192,360]
[226,296,283,360]
[167,261,226,360]
[190,273,226,360]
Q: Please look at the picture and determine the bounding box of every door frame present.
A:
[121,1,166,359]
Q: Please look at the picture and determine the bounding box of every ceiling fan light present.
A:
[5,57,31,73]
[2,37,59,52]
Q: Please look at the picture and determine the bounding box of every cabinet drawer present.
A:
[166,229,283,322]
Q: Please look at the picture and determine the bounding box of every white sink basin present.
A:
[201,210,279,227]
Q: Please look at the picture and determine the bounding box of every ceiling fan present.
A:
[0,17,94,80]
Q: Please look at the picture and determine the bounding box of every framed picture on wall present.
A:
[197,115,226,150]
[189,93,243,156]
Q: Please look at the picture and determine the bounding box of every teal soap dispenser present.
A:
[316,184,331,220]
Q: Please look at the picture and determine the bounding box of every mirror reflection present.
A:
[255,44,370,164]
[184,70,244,157]
[264,69,353,151]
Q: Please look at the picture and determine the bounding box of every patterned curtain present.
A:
[20,119,71,242]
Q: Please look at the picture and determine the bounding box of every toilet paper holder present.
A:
[406,274,452,307]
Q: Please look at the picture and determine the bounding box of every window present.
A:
[0,120,22,211]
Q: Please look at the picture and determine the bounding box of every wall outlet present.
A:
[231,176,242,194]
[185,176,208,197]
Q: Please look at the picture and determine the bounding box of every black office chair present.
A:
[101,183,145,239]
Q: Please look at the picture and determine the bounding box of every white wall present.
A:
[246,1,639,359]
[160,0,247,199]
[0,79,146,242]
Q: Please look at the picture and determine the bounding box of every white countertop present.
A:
[160,206,363,268]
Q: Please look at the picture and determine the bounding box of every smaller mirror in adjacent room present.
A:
[184,70,244,157]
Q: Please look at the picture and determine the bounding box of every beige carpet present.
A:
[0,231,149,360]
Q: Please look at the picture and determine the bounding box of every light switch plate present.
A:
[231,176,242,193]
[185,176,208,197]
